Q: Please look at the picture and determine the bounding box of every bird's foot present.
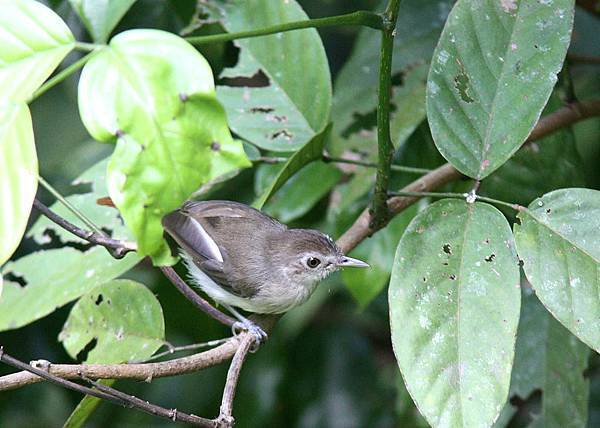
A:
[231,320,268,351]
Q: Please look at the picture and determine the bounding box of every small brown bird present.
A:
[162,200,368,339]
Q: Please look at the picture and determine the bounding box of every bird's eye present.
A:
[306,257,321,268]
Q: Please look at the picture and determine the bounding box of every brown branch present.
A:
[216,334,255,427]
[0,334,246,391]
[0,348,213,426]
[338,99,600,253]
[567,53,600,65]
[33,198,137,259]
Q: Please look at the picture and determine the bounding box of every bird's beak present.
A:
[338,256,370,268]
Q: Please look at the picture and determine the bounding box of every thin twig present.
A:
[160,266,236,327]
[217,334,255,427]
[37,176,104,234]
[185,11,382,45]
[135,339,231,363]
[255,154,432,174]
[33,199,136,259]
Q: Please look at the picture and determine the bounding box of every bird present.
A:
[161,200,369,341]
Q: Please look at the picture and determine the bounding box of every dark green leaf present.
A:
[495,289,589,427]
[60,280,165,363]
[427,0,574,178]
[253,124,331,209]
[390,199,520,427]
[332,0,452,149]
[514,188,600,351]
[0,102,37,269]
[0,0,74,101]
[215,0,332,151]
[68,0,137,43]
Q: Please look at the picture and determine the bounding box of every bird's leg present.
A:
[223,304,268,347]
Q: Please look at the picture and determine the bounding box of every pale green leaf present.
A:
[514,188,600,352]
[78,29,250,263]
[0,248,140,331]
[0,102,37,267]
[68,0,137,43]
[253,124,331,209]
[0,0,74,101]
[215,0,332,151]
[60,280,165,363]
[427,0,574,179]
[390,199,520,427]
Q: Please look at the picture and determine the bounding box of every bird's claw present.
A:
[232,320,268,351]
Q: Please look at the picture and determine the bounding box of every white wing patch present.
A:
[191,217,223,262]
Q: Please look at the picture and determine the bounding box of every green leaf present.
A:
[0,158,141,331]
[0,0,75,102]
[514,188,600,352]
[495,289,589,427]
[483,93,585,208]
[426,0,574,179]
[0,102,37,267]
[343,206,417,309]
[78,29,250,264]
[0,248,140,331]
[60,279,165,363]
[68,0,137,43]
[215,0,332,151]
[390,199,520,427]
[253,124,331,209]
[257,161,342,224]
[63,380,115,428]
[332,0,452,149]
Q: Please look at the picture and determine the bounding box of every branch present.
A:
[0,348,213,426]
[371,0,402,229]
[216,334,255,427]
[185,11,382,45]
[0,333,247,391]
[32,199,136,259]
[338,98,600,253]
[567,53,600,65]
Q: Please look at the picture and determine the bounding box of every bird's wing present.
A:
[162,201,272,297]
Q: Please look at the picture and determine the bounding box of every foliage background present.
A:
[0,0,599,427]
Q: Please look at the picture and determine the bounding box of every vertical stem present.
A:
[371,0,402,229]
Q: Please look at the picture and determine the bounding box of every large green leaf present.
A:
[514,188,600,352]
[253,124,331,209]
[214,0,331,151]
[0,0,74,102]
[78,29,250,264]
[68,0,137,43]
[332,0,453,149]
[427,0,574,179]
[390,199,520,427]
[495,289,589,427]
[0,102,37,267]
[60,280,165,363]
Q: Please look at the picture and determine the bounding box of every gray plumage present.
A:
[162,200,368,314]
